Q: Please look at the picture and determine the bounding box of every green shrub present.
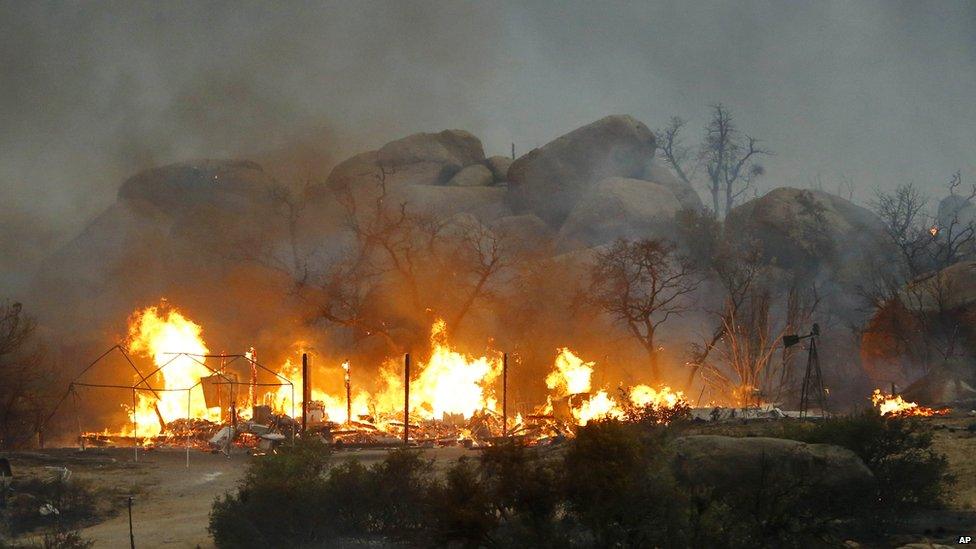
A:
[209,413,955,547]
[426,457,496,547]
[478,442,567,547]
[208,436,332,548]
[564,420,692,547]
[781,411,954,511]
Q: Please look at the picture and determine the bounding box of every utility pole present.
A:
[342,361,351,425]
[403,354,410,446]
[502,353,508,437]
[301,353,309,433]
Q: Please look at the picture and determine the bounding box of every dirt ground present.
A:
[6,445,476,548]
[4,416,973,548]
[931,416,976,510]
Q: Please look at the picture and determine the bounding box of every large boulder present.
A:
[558,177,681,248]
[641,161,703,211]
[490,214,554,254]
[377,129,484,168]
[389,184,511,222]
[324,130,486,192]
[118,159,271,212]
[447,164,494,187]
[485,155,513,182]
[905,260,976,312]
[937,194,976,230]
[669,435,874,495]
[902,358,976,406]
[725,188,888,284]
[31,159,298,341]
[507,115,657,226]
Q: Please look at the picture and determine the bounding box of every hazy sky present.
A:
[2,1,975,294]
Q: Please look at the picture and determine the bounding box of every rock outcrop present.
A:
[118,159,271,212]
[902,358,976,406]
[485,155,513,183]
[669,435,874,494]
[725,187,888,283]
[507,115,657,226]
[389,184,511,221]
[641,161,702,211]
[324,130,486,191]
[447,164,494,187]
[558,177,681,248]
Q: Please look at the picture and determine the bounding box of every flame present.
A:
[375,319,502,421]
[629,384,685,409]
[871,389,950,417]
[124,305,216,438]
[544,349,686,425]
[103,307,689,444]
[546,348,594,395]
[267,356,370,424]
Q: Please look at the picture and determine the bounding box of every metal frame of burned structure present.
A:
[45,345,294,466]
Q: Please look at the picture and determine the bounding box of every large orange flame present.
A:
[125,305,216,438]
[374,319,502,420]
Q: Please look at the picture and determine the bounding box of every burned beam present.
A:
[301,353,309,433]
[502,353,508,438]
[403,353,410,446]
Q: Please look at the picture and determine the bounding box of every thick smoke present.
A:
[2,1,975,296]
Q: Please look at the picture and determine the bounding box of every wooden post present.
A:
[128,496,135,549]
[72,387,84,451]
[185,390,191,468]
[403,353,410,446]
[502,353,508,438]
[511,142,515,160]
[301,353,309,433]
[132,389,138,462]
[344,362,351,424]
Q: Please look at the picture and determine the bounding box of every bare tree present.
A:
[700,284,819,406]
[307,174,515,349]
[657,105,770,218]
[872,182,931,278]
[703,104,770,217]
[657,116,697,188]
[588,239,703,379]
[686,239,766,386]
[860,173,976,382]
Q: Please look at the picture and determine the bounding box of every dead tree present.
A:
[860,173,976,380]
[658,105,769,218]
[314,171,514,347]
[703,104,770,217]
[588,239,702,380]
[701,284,819,405]
[657,116,697,188]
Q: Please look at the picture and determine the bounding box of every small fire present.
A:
[871,389,950,417]
[544,348,686,425]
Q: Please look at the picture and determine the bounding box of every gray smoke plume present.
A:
[2,1,975,295]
